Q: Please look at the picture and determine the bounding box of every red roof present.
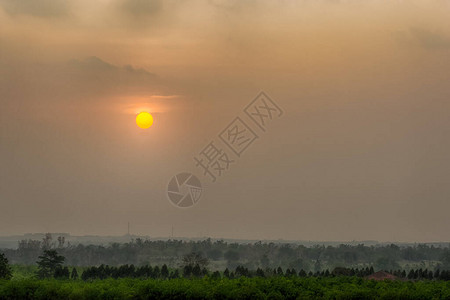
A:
[366,271,397,281]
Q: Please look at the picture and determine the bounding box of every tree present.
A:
[206,249,222,260]
[0,253,12,280]
[54,266,70,279]
[260,254,270,268]
[170,269,180,279]
[332,267,352,276]
[375,257,400,271]
[36,250,65,279]
[211,270,221,279]
[289,258,309,272]
[256,268,265,277]
[441,250,450,270]
[71,268,79,280]
[235,265,249,277]
[224,250,240,262]
[152,266,159,278]
[223,268,230,278]
[183,265,192,278]
[192,264,202,277]
[161,264,169,279]
[57,236,65,248]
[314,260,322,272]
[42,233,53,250]
[181,252,209,269]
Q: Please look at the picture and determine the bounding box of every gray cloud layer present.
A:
[0,0,70,17]
[410,27,450,49]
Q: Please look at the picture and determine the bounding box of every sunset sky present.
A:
[1,0,450,242]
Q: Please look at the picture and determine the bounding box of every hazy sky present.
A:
[1,0,450,242]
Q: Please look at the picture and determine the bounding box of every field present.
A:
[1,277,450,300]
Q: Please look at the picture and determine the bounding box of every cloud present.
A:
[208,0,258,11]
[68,56,158,80]
[0,56,164,107]
[0,0,70,17]
[65,56,162,96]
[410,27,450,50]
[118,0,163,17]
[111,0,172,28]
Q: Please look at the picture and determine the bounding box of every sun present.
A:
[136,112,154,129]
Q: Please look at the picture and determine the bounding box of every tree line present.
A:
[77,264,450,281]
[2,250,450,282]
[3,234,450,272]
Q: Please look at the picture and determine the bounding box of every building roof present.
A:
[366,271,398,281]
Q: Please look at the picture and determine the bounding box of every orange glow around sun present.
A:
[136,112,154,129]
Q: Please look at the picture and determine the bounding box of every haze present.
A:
[1,0,450,242]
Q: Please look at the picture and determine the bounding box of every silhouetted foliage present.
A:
[54,266,70,279]
[36,250,65,279]
[71,268,78,280]
[0,253,12,280]
[161,264,169,279]
[181,252,209,269]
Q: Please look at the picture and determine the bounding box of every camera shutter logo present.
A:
[167,173,202,208]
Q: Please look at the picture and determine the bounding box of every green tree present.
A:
[152,266,160,278]
[54,266,70,279]
[0,253,12,280]
[71,268,79,280]
[223,268,230,278]
[332,267,352,276]
[192,264,202,277]
[161,264,169,279]
[170,269,180,279]
[181,252,209,269]
[36,250,65,279]
[256,268,265,277]
[183,265,192,278]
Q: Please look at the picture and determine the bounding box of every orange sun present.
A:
[136,112,154,129]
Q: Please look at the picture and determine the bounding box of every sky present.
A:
[1,0,450,242]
